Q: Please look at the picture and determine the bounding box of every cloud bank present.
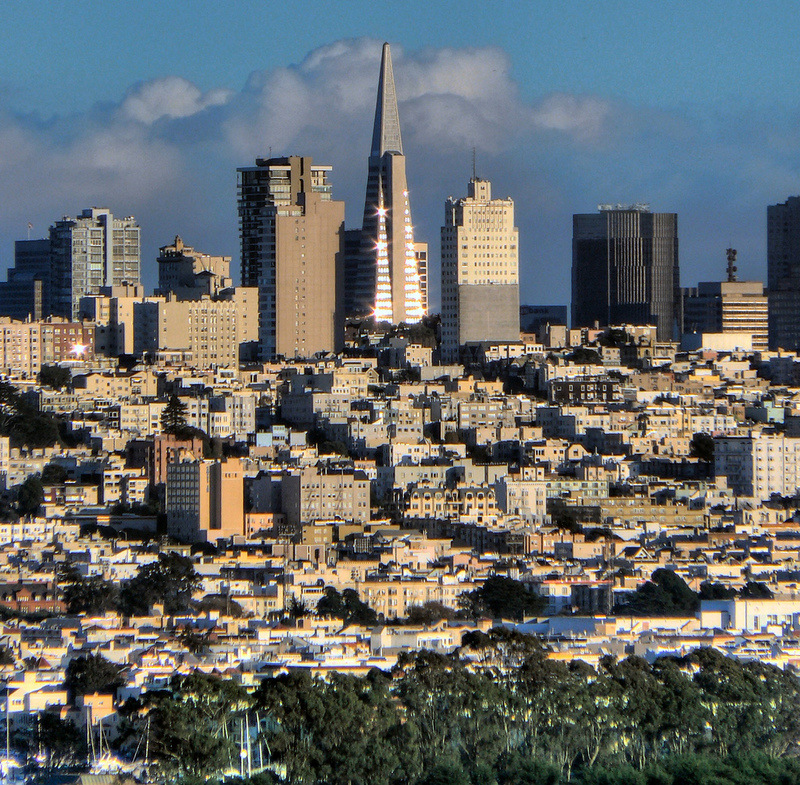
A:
[0,37,796,308]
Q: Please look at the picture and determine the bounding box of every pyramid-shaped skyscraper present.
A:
[345,43,426,323]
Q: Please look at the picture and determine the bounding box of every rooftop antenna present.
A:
[471,146,477,181]
[726,247,738,282]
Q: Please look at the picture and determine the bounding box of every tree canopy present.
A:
[119,552,201,616]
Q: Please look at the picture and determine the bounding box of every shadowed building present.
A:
[572,204,679,341]
[768,196,800,351]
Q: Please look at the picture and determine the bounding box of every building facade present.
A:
[768,196,800,351]
[132,288,258,369]
[237,156,344,359]
[156,236,232,298]
[440,178,520,363]
[683,280,768,352]
[166,458,246,543]
[714,432,800,500]
[572,205,679,341]
[347,43,425,324]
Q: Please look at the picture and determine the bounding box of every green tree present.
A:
[161,394,190,436]
[406,601,456,625]
[16,474,43,518]
[255,670,419,785]
[34,713,87,769]
[689,432,715,462]
[64,652,124,697]
[614,569,698,616]
[460,575,546,621]
[699,581,737,600]
[144,673,249,781]
[316,586,377,626]
[119,552,201,615]
[41,462,69,485]
[739,581,773,599]
[38,364,72,390]
[58,563,119,614]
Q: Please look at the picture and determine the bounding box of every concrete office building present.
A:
[440,177,520,363]
[237,156,344,359]
[49,208,140,320]
[683,280,768,352]
[347,43,425,324]
[768,196,800,350]
[572,205,679,341]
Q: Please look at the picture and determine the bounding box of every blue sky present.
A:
[1,1,800,308]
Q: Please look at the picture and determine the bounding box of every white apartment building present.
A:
[715,431,800,499]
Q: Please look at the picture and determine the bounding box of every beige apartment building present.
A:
[441,177,520,362]
[281,466,370,529]
[0,317,95,377]
[133,288,258,369]
[156,236,232,298]
[166,457,245,543]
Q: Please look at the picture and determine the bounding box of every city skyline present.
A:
[1,3,800,310]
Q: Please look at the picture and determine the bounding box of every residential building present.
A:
[572,204,679,340]
[156,235,232,298]
[281,466,370,530]
[715,431,800,499]
[237,155,344,359]
[0,317,95,377]
[441,177,520,363]
[132,288,258,368]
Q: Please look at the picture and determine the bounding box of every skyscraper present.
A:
[572,205,679,341]
[768,196,800,351]
[237,155,344,359]
[50,208,141,320]
[347,42,425,324]
[0,209,140,321]
[440,177,520,363]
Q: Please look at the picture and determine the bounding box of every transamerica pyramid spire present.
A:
[343,42,426,324]
[370,43,403,157]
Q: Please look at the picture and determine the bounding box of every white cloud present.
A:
[119,76,232,125]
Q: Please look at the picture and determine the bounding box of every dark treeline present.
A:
[109,630,800,784]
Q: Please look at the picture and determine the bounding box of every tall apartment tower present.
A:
[237,155,344,359]
[768,196,800,351]
[440,177,520,363]
[572,205,679,341]
[347,43,425,324]
[49,208,141,320]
